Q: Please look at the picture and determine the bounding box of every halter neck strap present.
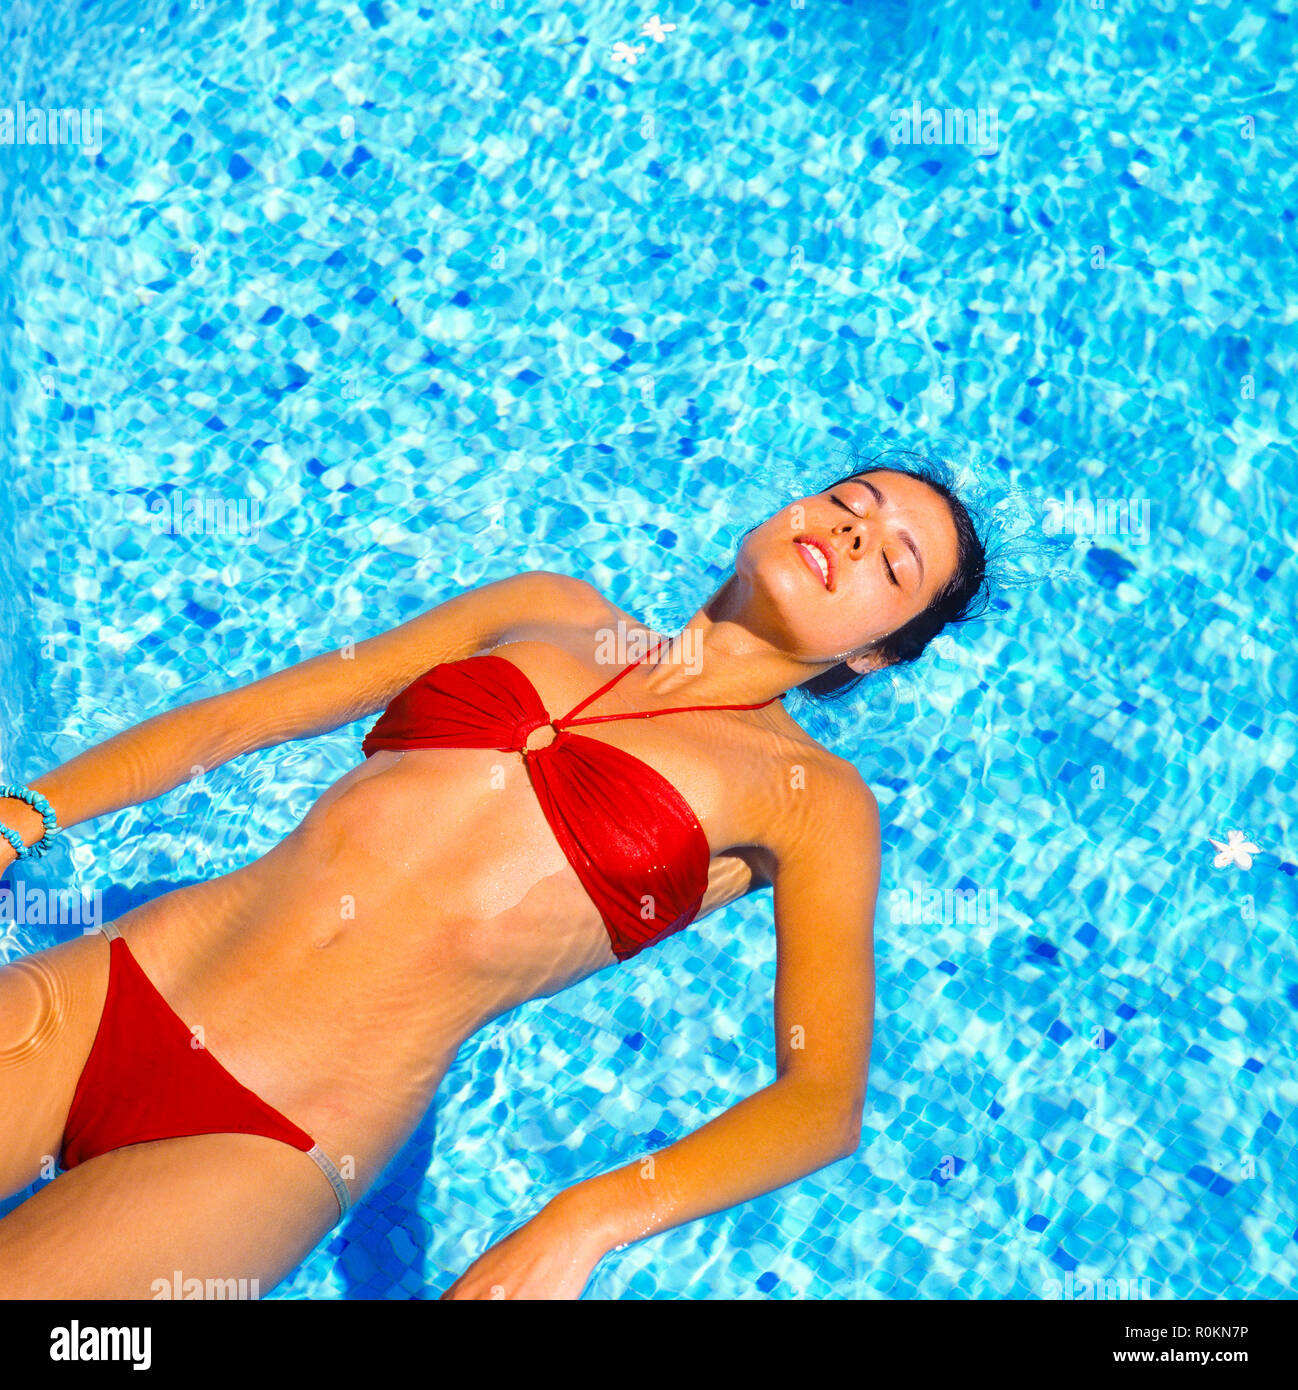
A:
[556,639,785,729]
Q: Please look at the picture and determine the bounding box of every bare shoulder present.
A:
[516,570,609,615]
[503,571,621,633]
[741,710,880,889]
[766,702,879,811]
[800,748,880,849]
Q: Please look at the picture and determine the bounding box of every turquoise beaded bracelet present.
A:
[0,784,61,860]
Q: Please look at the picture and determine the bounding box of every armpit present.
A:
[696,847,770,919]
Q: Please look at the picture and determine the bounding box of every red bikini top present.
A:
[361,643,783,962]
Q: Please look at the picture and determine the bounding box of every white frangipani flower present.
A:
[611,41,646,64]
[1208,829,1261,870]
[640,15,677,41]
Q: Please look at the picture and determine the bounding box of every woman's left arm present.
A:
[442,768,880,1300]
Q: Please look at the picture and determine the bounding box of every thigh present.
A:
[0,1132,341,1299]
[0,931,108,1199]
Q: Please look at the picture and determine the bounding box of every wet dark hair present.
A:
[748,446,992,701]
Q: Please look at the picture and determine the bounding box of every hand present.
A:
[439,1198,611,1301]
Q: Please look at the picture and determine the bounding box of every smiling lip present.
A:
[793,536,834,590]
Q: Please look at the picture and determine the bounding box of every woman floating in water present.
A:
[0,455,988,1298]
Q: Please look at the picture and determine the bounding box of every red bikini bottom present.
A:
[59,926,351,1221]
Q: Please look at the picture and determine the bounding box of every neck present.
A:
[629,576,841,705]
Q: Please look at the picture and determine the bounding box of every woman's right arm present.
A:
[0,569,603,869]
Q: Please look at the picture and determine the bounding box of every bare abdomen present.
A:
[100,746,619,1175]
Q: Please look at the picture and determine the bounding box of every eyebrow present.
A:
[856,478,926,589]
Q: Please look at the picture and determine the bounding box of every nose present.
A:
[832,514,868,553]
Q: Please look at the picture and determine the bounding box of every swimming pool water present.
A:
[1,0,1295,1299]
